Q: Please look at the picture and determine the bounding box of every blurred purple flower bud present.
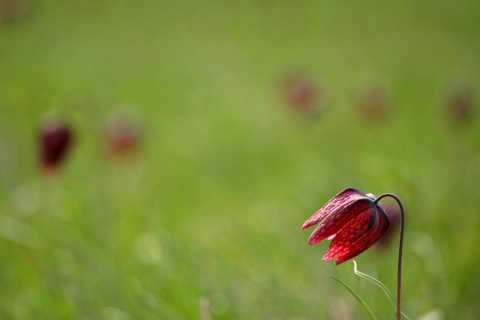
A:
[39,120,72,172]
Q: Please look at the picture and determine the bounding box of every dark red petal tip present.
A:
[306,199,376,245]
[302,188,367,231]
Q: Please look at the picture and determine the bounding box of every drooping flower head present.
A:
[302,188,390,265]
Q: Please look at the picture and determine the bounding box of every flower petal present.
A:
[324,205,390,265]
[302,188,367,231]
[307,198,375,245]
[322,208,376,261]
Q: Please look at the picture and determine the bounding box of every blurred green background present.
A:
[1,0,480,319]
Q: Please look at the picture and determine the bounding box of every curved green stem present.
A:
[374,193,405,320]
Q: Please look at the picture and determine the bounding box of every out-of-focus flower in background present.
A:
[104,110,140,159]
[0,0,32,25]
[353,75,391,121]
[38,119,73,173]
[445,84,476,123]
[280,73,325,116]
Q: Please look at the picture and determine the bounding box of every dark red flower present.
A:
[302,188,390,265]
[39,120,73,172]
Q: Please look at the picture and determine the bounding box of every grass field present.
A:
[1,1,480,319]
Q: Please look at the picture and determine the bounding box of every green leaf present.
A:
[329,275,378,320]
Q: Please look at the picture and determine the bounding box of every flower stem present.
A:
[374,193,404,320]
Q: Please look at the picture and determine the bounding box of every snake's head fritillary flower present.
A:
[39,120,73,173]
[302,188,390,265]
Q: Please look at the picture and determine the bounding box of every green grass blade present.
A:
[329,275,378,320]
[353,261,395,309]
[352,261,411,320]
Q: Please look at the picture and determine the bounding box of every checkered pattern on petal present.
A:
[307,199,375,245]
[302,188,393,265]
[324,206,390,265]
[302,188,367,231]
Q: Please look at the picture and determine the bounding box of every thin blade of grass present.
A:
[352,261,411,320]
[329,275,378,320]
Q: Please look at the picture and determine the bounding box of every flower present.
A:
[354,83,390,120]
[105,119,139,157]
[104,109,141,159]
[302,188,390,265]
[280,73,322,115]
[445,84,475,123]
[0,0,32,25]
[39,120,73,172]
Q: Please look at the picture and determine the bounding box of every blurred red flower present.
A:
[106,121,139,156]
[0,0,31,25]
[104,111,140,158]
[39,120,72,172]
[280,74,321,115]
[302,188,390,265]
[354,80,390,121]
[446,85,475,122]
